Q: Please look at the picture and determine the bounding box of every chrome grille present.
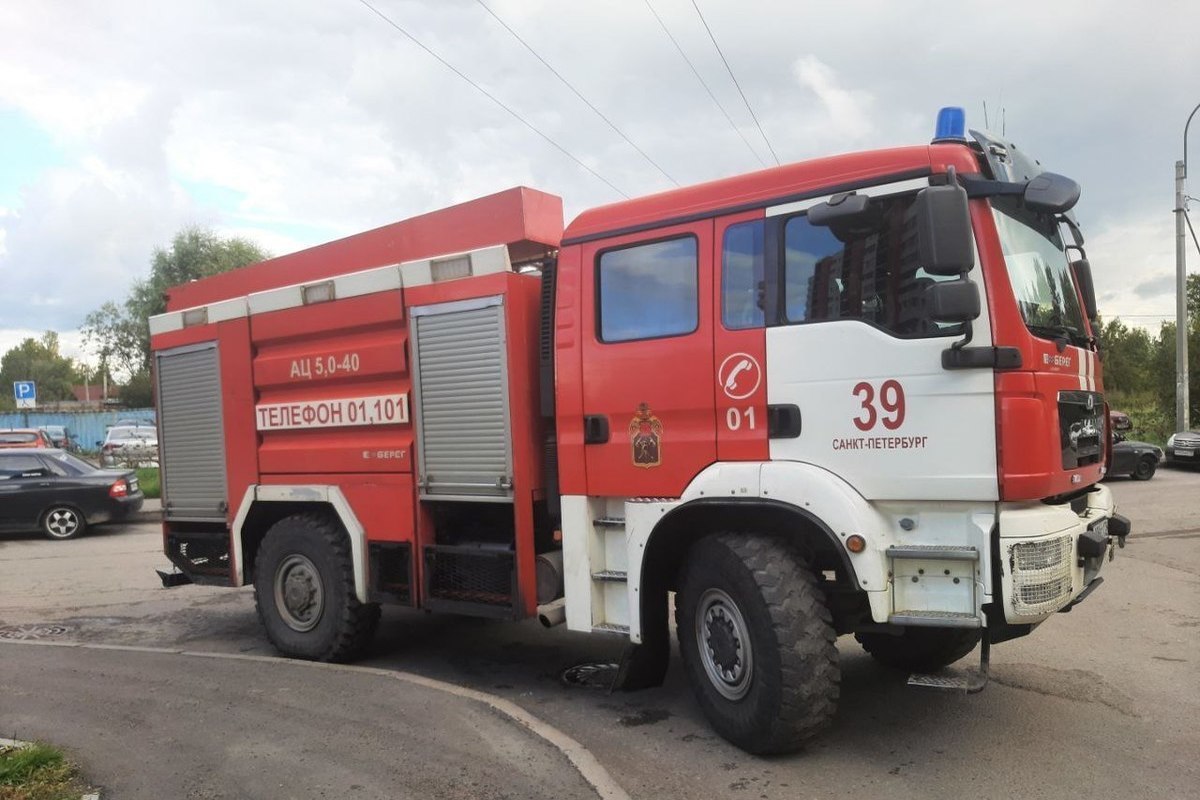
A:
[1010,535,1073,615]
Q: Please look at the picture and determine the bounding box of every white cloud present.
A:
[1086,211,1181,330]
[792,55,875,143]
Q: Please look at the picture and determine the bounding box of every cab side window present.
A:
[783,193,959,338]
[597,236,698,343]
[721,221,766,329]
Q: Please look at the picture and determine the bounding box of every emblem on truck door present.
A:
[630,403,663,468]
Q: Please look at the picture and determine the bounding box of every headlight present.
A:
[1167,434,1177,447]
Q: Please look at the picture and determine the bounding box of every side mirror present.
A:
[1024,172,1080,214]
[1070,258,1098,322]
[926,280,981,323]
[915,184,975,275]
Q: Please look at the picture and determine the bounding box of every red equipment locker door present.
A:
[578,220,716,498]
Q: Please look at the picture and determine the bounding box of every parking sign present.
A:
[14,381,35,409]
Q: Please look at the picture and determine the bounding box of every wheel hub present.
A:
[47,510,79,537]
[274,554,324,632]
[695,588,754,701]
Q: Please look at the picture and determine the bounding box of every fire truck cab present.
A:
[150,109,1128,754]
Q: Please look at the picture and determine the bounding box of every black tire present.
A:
[675,534,839,754]
[253,513,380,662]
[1131,455,1157,481]
[42,506,86,540]
[855,627,981,672]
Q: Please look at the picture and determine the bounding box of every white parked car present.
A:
[99,425,159,467]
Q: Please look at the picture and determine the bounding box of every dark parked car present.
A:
[0,449,143,540]
[1165,430,1200,467]
[1109,436,1163,481]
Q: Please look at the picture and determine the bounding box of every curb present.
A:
[126,499,161,525]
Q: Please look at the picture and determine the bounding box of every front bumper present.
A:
[997,484,1124,624]
[1166,445,1199,464]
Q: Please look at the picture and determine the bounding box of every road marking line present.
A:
[1,640,631,800]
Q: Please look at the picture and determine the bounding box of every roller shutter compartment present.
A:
[156,343,229,521]
[411,297,513,500]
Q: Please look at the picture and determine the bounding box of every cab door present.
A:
[579,221,715,498]
[763,189,999,501]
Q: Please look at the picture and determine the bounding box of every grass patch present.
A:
[136,467,160,499]
[0,743,88,800]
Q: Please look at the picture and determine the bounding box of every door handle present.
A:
[768,404,802,439]
[583,415,610,444]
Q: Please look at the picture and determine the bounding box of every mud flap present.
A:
[612,589,670,691]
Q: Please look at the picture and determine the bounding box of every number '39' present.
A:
[852,380,906,431]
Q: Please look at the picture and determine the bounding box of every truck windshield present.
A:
[991,197,1087,346]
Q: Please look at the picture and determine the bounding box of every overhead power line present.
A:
[475,0,678,188]
[356,0,628,198]
[688,0,780,165]
[642,0,766,169]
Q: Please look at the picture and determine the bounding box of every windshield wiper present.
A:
[1028,322,1088,348]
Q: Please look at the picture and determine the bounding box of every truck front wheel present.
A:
[855,627,981,672]
[253,513,380,662]
[675,534,840,754]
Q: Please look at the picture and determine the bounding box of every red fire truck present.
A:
[150,109,1129,753]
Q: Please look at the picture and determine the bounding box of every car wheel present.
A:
[253,513,380,662]
[675,533,839,754]
[1132,455,1157,481]
[42,506,86,540]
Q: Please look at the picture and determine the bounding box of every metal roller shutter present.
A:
[412,297,512,500]
[156,343,228,520]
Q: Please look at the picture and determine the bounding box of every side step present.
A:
[908,638,990,693]
[889,610,981,628]
[592,622,629,636]
[591,570,627,582]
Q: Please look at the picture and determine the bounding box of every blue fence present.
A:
[0,408,156,451]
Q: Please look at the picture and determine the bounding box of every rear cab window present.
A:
[597,236,699,342]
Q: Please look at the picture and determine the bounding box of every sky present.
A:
[1,0,1197,369]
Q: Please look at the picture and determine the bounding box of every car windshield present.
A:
[0,432,39,444]
[110,428,153,441]
[45,451,99,476]
[991,196,1087,346]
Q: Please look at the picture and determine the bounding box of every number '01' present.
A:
[852,380,905,431]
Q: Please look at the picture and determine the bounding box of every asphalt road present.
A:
[2,468,1198,799]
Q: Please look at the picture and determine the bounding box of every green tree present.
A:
[82,227,269,377]
[0,332,81,411]
[1098,318,1155,394]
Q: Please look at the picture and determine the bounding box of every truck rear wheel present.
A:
[675,534,839,754]
[253,513,380,662]
[855,627,981,672]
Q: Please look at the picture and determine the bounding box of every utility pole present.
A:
[1176,158,1189,431]
[1178,101,1200,433]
